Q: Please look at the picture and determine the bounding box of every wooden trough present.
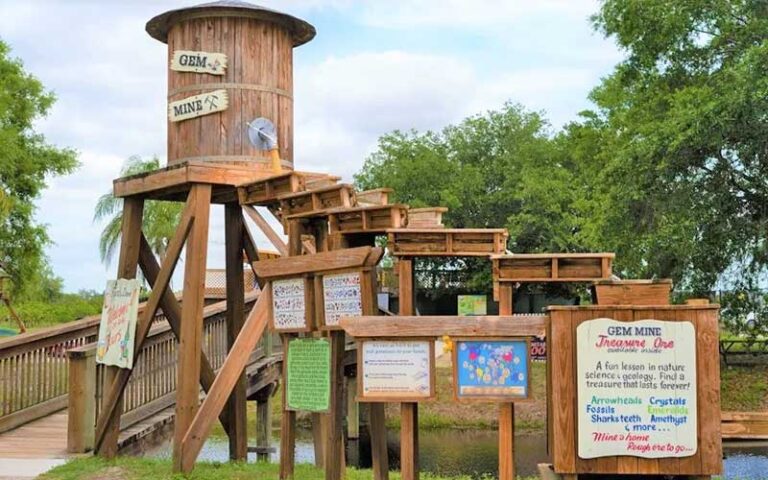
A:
[388,228,508,256]
[492,253,614,283]
[592,279,673,305]
[328,204,408,235]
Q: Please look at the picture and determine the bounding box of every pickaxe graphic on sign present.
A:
[205,94,219,109]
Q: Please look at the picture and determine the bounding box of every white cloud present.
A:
[0,0,619,292]
[356,0,597,30]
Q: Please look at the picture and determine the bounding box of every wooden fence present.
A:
[66,293,261,452]
[0,304,166,434]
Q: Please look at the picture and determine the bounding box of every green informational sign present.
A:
[286,337,331,412]
[458,295,487,316]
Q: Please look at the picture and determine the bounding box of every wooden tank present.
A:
[146,1,315,169]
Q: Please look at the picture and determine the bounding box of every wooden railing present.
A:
[0,303,165,434]
[67,293,261,453]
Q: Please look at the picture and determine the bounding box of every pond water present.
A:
[146,428,768,479]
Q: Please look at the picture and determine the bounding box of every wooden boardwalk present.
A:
[0,410,69,459]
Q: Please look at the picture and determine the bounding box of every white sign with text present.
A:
[577,319,697,459]
[362,340,431,399]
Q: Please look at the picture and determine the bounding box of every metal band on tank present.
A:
[168,83,292,99]
[173,155,293,167]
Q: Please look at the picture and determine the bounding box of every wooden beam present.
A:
[498,283,515,480]
[174,184,212,472]
[280,334,297,479]
[325,331,346,480]
[400,403,419,480]
[97,197,144,458]
[225,203,248,461]
[340,315,546,338]
[136,235,231,435]
[179,292,270,472]
[243,205,288,256]
[253,246,383,279]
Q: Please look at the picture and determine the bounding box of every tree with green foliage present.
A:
[355,103,583,294]
[567,0,768,294]
[0,40,78,296]
[94,155,182,266]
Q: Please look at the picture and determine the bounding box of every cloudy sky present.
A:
[0,0,622,293]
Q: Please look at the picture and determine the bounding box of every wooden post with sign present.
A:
[340,315,545,480]
[252,246,385,480]
[547,305,722,479]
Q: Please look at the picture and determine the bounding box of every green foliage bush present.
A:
[0,293,103,329]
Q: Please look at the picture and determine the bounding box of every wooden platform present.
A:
[113,161,277,202]
[387,228,508,256]
[355,188,392,206]
[492,253,614,282]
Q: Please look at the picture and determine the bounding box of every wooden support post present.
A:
[312,411,325,468]
[280,219,303,479]
[256,396,272,462]
[346,376,359,439]
[499,403,515,480]
[398,257,418,480]
[325,330,346,480]
[179,292,270,472]
[97,196,143,458]
[280,334,297,480]
[67,348,95,453]
[400,403,419,480]
[225,203,248,461]
[498,283,515,480]
[398,259,414,316]
[174,184,212,472]
[369,403,389,480]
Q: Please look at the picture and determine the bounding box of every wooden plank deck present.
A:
[0,410,69,459]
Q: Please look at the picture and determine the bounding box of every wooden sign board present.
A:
[452,338,530,402]
[576,318,697,459]
[96,278,141,369]
[169,89,228,122]
[358,339,436,402]
[285,337,330,412]
[171,50,227,75]
[266,277,314,333]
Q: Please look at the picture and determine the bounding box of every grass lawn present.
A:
[720,364,768,411]
[39,456,539,480]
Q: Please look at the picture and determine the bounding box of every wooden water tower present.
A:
[147,0,314,169]
[94,1,316,470]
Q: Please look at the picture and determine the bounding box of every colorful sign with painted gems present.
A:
[96,278,140,369]
[455,340,528,399]
[576,319,697,459]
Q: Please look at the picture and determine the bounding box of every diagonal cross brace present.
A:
[94,194,195,452]
[136,235,233,437]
